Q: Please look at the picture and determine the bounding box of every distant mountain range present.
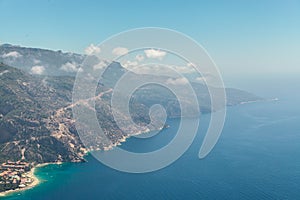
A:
[0,44,84,76]
[0,44,263,164]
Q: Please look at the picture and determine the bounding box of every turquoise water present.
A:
[3,77,300,199]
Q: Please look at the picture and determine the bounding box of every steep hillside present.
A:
[0,56,262,164]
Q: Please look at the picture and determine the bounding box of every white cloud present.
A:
[85,44,101,55]
[187,62,195,67]
[30,65,45,75]
[166,77,189,85]
[2,51,22,58]
[60,62,81,73]
[171,65,196,74]
[195,76,206,83]
[93,61,107,70]
[122,60,138,68]
[135,54,144,62]
[195,73,212,83]
[123,63,195,76]
[112,47,128,56]
[0,70,9,76]
[144,49,166,60]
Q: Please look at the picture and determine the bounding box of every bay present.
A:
[3,76,300,200]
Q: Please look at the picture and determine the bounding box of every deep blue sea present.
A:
[3,76,300,200]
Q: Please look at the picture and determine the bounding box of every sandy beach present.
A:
[0,164,46,198]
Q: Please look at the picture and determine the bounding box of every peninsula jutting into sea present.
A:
[0,44,263,195]
[1,0,299,199]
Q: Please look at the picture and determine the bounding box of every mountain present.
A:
[0,63,158,163]
[0,44,84,76]
[0,62,84,163]
[0,45,263,164]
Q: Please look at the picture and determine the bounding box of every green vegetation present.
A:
[0,61,262,164]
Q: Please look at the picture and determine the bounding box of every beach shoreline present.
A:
[0,163,54,198]
[0,126,163,198]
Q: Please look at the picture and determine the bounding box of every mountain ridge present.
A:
[0,44,263,164]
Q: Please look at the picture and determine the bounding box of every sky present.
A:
[0,0,299,78]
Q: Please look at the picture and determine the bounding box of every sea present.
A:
[2,75,300,200]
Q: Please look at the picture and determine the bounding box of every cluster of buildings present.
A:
[0,161,33,192]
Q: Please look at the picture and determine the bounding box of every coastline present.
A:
[0,163,55,198]
[0,128,156,198]
[102,126,165,151]
[0,97,267,198]
[239,97,278,105]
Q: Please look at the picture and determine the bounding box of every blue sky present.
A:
[0,0,299,77]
